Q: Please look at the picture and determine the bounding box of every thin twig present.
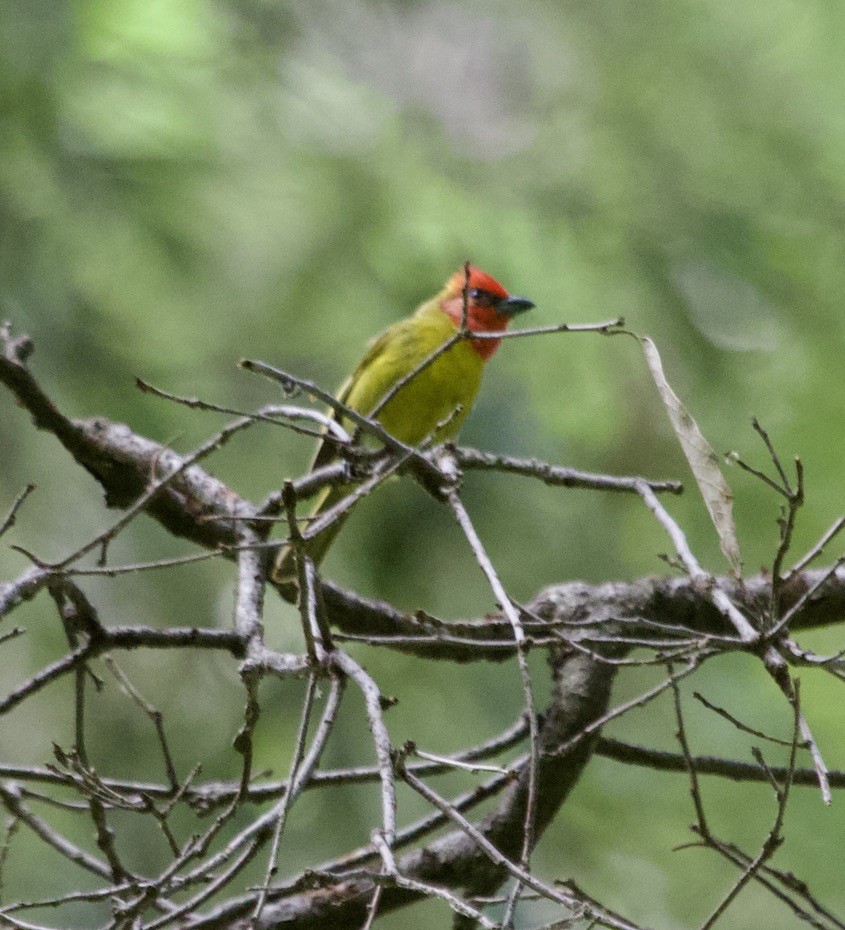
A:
[135,385,352,446]
[371,830,499,929]
[784,517,845,583]
[239,359,442,483]
[329,650,396,844]
[446,488,540,928]
[752,418,790,489]
[697,681,801,929]
[103,657,180,790]
[467,318,624,340]
[594,736,845,789]
[0,783,113,881]
[550,656,704,759]
[398,763,643,930]
[770,556,845,637]
[252,672,319,923]
[300,444,424,545]
[0,485,36,539]
[693,692,795,747]
[636,481,759,643]
[669,668,709,837]
[455,446,682,495]
[0,815,19,902]
[410,747,510,777]
[142,841,261,930]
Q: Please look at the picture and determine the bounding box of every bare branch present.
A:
[4,322,845,928]
[635,481,758,643]
[329,650,396,844]
[0,625,246,718]
[454,446,682,495]
[785,516,845,582]
[240,358,443,484]
[594,736,845,789]
[398,761,641,930]
[0,783,113,882]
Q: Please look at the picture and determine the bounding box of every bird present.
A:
[271,265,535,590]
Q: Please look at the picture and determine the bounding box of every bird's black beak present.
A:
[498,295,535,317]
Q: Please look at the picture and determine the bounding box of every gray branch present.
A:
[4,323,845,930]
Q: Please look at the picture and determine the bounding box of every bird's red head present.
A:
[440,266,535,360]
[447,267,510,302]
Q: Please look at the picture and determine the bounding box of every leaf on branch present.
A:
[640,337,742,574]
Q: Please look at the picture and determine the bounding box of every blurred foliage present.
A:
[2,0,844,927]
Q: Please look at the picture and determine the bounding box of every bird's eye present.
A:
[468,288,498,308]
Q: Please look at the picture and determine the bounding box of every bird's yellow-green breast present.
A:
[341,298,484,445]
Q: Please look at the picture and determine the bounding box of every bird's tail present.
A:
[270,483,352,598]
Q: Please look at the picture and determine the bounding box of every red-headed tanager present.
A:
[272,266,534,587]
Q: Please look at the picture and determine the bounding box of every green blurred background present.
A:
[2,0,844,927]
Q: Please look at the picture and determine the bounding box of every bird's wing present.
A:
[309,323,399,472]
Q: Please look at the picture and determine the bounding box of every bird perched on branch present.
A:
[272,265,534,591]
